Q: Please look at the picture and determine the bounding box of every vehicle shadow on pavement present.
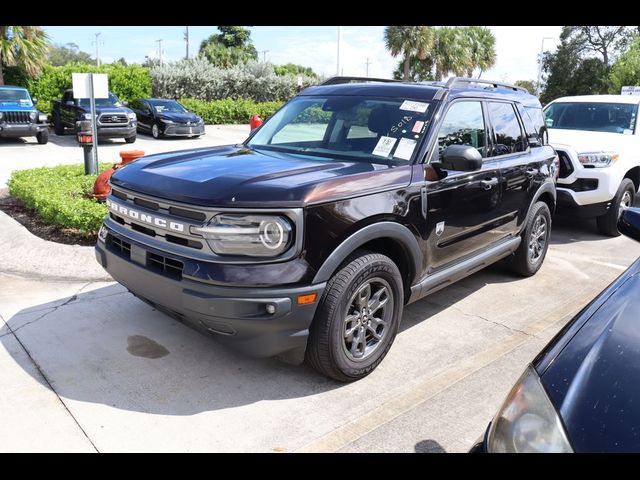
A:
[2,284,340,416]
[414,439,446,453]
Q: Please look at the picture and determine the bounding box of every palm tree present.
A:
[384,26,434,80]
[433,27,470,81]
[0,26,49,85]
[462,26,496,78]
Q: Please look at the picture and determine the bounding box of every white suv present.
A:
[544,95,640,236]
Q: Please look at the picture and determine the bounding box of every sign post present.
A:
[72,73,108,175]
[621,86,640,96]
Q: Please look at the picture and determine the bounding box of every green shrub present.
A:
[180,98,283,124]
[8,164,111,236]
[20,62,152,114]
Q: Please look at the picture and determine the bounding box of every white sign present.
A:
[297,75,303,87]
[372,136,397,157]
[399,100,429,113]
[72,73,109,99]
[621,86,640,96]
[394,137,417,160]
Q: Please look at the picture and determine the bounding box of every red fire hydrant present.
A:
[93,150,145,201]
[250,114,264,132]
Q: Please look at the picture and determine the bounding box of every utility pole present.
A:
[261,50,269,63]
[94,32,102,67]
[185,26,189,59]
[336,26,342,76]
[365,57,371,77]
[537,36,553,97]
[156,39,163,66]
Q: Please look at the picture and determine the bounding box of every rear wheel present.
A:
[597,178,635,237]
[36,129,48,145]
[53,114,64,135]
[306,251,403,382]
[151,123,161,139]
[507,201,552,277]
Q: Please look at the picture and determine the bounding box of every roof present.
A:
[0,85,28,90]
[551,94,640,105]
[145,98,181,103]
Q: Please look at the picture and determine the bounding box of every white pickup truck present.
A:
[543,95,640,236]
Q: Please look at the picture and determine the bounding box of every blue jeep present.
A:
[0,85,49,144]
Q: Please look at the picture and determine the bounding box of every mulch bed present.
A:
[0,189,97,246]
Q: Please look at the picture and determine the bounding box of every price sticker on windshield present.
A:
[394,138,417,160]
[400,100,429,113]
[372,136,397,157]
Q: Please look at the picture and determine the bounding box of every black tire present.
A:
[124,134,136,144]
[151,123,161,139]
[36,129,48,145]
[53,114,64,135]
[507,201,552,277]
[306,251,403,382]
[597,178,635,237]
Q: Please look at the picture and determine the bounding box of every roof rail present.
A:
[321,76,405,86]
[445,77,528,93]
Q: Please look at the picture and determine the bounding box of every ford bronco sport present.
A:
[95,76,557,381]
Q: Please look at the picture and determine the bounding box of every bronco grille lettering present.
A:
[107,199,185,232]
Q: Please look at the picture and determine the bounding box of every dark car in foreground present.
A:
[0,85,49,144]
[473,207,640,452]
[130,98,204,139]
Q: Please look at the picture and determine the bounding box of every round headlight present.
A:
[0,112,4,120]
[29,112,37,121]
[259,219,287,250]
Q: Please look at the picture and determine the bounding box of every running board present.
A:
[408,237,521,304]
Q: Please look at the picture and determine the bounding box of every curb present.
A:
[0,210,112,282]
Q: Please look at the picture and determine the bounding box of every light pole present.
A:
[156,39,163,66]
[365,57,371,77]
[336,26,342,76]
[185,26,189,60]
[536,36,553,96]
[94,32,102,67]
[261,50,269,63]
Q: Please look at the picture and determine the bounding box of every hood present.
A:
[94,106,133,115]
[0,102,36,112]
[539,261,640,452]
[548,128,638,156]
[157,112,200,123]
[110,145,412,208]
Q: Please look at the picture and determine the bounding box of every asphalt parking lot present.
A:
[1,124,640,452]
[0,125,249,188]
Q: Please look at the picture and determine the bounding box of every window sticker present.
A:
[372,136,397,157]
[394,137,417,160]
[412,120,425,133]
[400,100,429,113]
[390,115,413,134]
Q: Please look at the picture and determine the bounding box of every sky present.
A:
[41,26,563,83]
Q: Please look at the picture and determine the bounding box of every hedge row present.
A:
[8,164,110,236]
[180,98,283,124]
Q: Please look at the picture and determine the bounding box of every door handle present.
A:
[480,177,499,190]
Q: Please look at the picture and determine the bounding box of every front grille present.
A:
[147,252,183,280]
[557,150,574,178]
[106,234,131,259]
[99,114,128,124]
[169,207,206,221]
[111,189,128,201]
[134,197,159,210]
[2,111,31,124]
[563,178,599,192]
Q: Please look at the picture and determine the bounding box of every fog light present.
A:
[98,225,108,242]
[266,304,276,314]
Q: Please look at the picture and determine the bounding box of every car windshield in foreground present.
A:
[78,93,122,108]
[247,95,434,164]
[151,100,188,114]
[544,102,638,134]
[0,88,32,106]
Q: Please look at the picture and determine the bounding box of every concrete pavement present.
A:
[1,209,639,452]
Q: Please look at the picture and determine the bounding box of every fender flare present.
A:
[312,221,423,284]
[522,181,556,233]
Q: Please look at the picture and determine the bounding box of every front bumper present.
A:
[0,122,47,138]
[556,189,613,217]
[95,231,325,358]
[97,124,137,138]
[162,123,205,137]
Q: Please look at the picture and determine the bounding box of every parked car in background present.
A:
[130,98,205,139]
[95,76,557,382]
[544,95,640,236]
[0,85,49,144]
[472,207,640,453]
[51,89,137,143]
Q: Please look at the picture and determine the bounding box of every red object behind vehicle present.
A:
[93,150,145,201]
[250,114,264,131]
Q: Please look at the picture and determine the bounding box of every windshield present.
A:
[247,95,434,164]
[0,88,32,106]
[151,100,188,114]
[544,102,637,134]
[78,92,122,108]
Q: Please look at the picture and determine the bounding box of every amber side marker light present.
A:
[297,293,318,305]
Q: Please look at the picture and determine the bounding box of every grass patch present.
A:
[8,164,112,237]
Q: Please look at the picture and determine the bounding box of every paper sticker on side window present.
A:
[400,100,429,113]
[372,136,397,157]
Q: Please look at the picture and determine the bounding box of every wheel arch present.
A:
[521,181,556,234]
[624,166,640,192]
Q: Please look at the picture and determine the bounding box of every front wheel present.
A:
[151,123,161,139]
[507,201,552,277]
[597,178,635,237]
[53,114,64,135]
[36,129,48,145]
[124,134,136,144]
[306,251,403,382]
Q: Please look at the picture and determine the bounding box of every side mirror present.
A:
[527,133,541,148]
[32,98,38,105]
[122,101,129,106]
[618,207,640,241]
[441,145,483,171]
[66,100,75,106]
